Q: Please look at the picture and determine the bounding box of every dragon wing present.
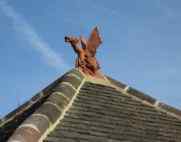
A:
[87,27,102,56]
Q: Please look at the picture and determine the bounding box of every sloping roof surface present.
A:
[1,69,181,142]
[44,82,181,142]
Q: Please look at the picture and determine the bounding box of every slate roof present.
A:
[1,69,181,142]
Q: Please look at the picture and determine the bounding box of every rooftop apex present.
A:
[1,69,181,142]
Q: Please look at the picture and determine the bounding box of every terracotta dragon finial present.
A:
[65,27,103,78]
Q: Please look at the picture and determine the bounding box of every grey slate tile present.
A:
[45,82,181,142]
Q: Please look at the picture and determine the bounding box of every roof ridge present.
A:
[4,69,85,142]
[39,71,86,142]
[1,69,80,127]
[106,76,181,121]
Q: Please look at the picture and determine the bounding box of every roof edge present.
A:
[2,68,85,142]
[39,70,86,142]
[107,76,181,120]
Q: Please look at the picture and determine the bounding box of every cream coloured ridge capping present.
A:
[39,75,86,142]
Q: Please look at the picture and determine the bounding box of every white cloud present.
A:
[0,1,69,70]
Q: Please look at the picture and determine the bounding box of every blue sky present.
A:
[0,0,181,117]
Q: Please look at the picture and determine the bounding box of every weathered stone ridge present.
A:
[1,69,85,142]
